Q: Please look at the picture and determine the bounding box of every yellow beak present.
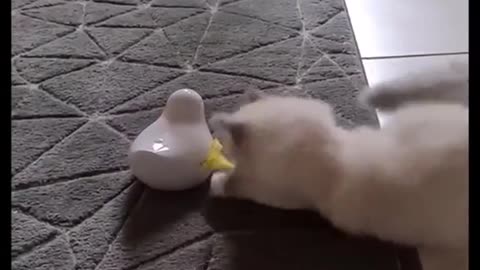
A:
[201,138,235,171]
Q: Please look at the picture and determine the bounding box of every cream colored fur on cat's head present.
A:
[209,94,344,211]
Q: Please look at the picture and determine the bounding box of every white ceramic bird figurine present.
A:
[128,89,234,190]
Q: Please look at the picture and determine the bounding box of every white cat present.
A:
[209,71,468,270]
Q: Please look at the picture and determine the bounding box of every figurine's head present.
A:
[163,88,205,123]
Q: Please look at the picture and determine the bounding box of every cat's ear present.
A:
[245,89,265,102]
[238,89,266,106]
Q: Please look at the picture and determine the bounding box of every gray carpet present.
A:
[12,0,418,269]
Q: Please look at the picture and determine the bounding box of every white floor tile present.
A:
[345,0,469,58]
[362,54,468,127]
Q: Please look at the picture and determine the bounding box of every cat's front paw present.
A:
[210,171,229,197]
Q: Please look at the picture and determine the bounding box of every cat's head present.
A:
[208,90,339,210]
[208,89,265,156]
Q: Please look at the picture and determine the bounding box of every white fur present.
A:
[210,95,468,270]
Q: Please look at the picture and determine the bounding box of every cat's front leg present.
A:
[209,171,231,197]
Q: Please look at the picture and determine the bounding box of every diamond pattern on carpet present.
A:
[11,1,419,270]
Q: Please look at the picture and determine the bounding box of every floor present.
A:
[343,0,468,268]
[344,0,468,127]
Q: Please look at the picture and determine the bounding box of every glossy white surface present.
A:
[128,89,213,190]
[362,54,468,126]
[345,0,469,58]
